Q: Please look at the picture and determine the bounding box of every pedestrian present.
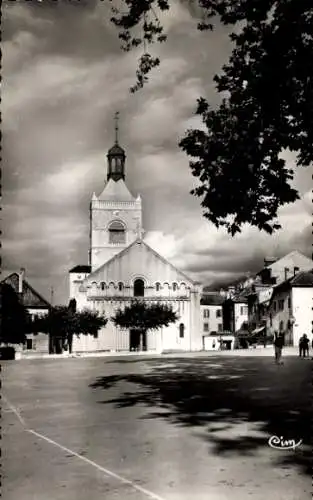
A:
[274,331,284,365]
[299,334,309,358]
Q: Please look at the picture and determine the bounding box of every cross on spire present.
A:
[114,111,119,144]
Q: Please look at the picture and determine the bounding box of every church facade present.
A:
[69,118,202,353]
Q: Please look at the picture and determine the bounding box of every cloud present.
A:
[3,1,312,304]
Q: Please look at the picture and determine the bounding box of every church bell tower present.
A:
[106,112,126,182]
[89,112,143,271]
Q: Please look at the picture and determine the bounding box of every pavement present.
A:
[2,353,311,500]
[17,345,300,360]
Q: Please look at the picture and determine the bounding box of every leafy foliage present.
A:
[31,306,108,340]
[110,0,313,234]
[0,283,29,345]
[112,300,179,331]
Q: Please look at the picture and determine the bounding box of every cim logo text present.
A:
[268,436,302,450]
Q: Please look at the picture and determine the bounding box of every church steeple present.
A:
[107,111,126,182]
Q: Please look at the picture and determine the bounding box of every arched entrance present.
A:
[133,278,144,297]
[129,278,147,351]
[129,329,147,351]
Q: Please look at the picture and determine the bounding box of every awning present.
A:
[251,326,266,334]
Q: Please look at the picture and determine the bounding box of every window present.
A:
[203,309,209,318]
[217,323,223,332]
[100,282,106,291]
[155,282,161,292]
[26,338,33,350]
[216,309,222,318]
[118,282,123,292]
[179,323,185,338]
[108,221,125,244]
[287,297,291,309]
[240,306,248,315]
[278,299,284,311]
[273,301,277,312]
[113,157,123,173]
[203,323,209,332]
[173,283,178,292]
[134,278,144,297]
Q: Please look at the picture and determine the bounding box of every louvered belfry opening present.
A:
[109,221,125,244]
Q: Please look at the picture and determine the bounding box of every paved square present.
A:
[2,353,311,499]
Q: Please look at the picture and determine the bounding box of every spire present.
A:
[114,111,119,144]
[107,111,126,182]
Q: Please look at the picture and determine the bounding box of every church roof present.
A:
[86,238,198,286]
[107,144,125,156]
[97,178,135,202]
[69,265,91,273]
[1,273,51,309]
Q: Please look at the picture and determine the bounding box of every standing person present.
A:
[274,331,284,365]
[299,335,305,357]
[301,334,309,358]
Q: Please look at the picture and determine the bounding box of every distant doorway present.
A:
[129,329,147,351]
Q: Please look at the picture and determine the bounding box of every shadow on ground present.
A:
[90,357,312,475]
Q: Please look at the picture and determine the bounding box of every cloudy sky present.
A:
[3,0,312,304]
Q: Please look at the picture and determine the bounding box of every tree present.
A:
[0,283,29,345]
[111,300,179,350]
[31,305,108,354]
[110,0,313,235]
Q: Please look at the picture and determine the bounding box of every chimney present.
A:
[264,257,276,267]
[284,267,289,281]
[18,268,25,294]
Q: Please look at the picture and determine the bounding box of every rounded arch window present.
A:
[134,278,145,297]
[109,221,126,244]
[100,282,106,291]
[118,282,124,292]
[179,323,185,338]
[155,282,161,292]
[173,283,178,292]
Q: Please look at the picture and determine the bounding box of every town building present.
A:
[69,117,202,353]
[243,252,312,340]
[266,270,313,346]
[200,293,224,334]
[202,332,235,351]
[222,291,249,334]
[257,252,313,286]
[1,270,51,352]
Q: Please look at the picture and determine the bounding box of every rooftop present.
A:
[200,293,224,306]
[69,265,91,273]
[1,273,51,308]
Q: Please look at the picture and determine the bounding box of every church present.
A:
[69,115,202,354]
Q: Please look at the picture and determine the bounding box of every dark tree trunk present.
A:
[55,337,63,354]
[48,334,54,354]
[68,334,73,354]
[142,330,147,351]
